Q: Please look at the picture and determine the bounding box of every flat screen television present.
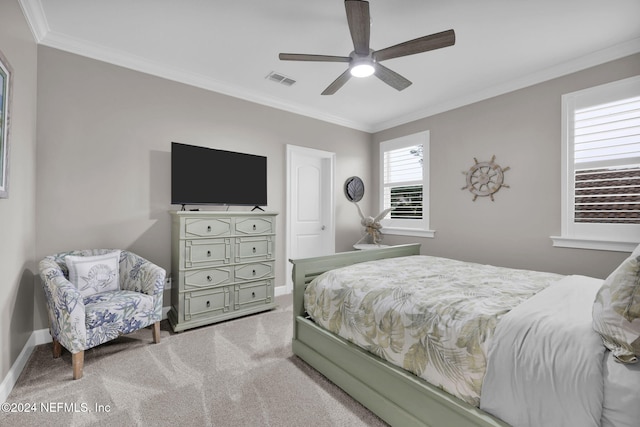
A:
[171,142,267,207]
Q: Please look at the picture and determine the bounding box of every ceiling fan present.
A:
[278,0,455,95]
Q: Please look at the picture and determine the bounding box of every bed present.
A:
[289,244,640,427]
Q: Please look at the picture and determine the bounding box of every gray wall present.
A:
[34,46,373,329]
[373,53,640,279]
[1,0,637,382]
[0,1,38,381]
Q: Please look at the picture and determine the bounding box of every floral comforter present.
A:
[303,255,563,406]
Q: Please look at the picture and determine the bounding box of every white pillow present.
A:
[592,254,640,364]
[65,251,121,298]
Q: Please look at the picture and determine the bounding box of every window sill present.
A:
[550,236,637,252]
[383,228,436,239]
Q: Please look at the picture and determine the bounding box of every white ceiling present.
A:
[19,0,640,132]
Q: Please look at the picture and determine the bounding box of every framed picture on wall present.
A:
[0,48,12,199]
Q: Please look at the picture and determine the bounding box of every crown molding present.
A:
[27,18,372,133]
[18,0,49,42]
[372,37,640,133]
[45,30,371,132]
[19,0,640,134]
[18,0,371,132]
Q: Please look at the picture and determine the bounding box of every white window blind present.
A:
[573,95,640,225]
[383,144,423,219]
[553,75,640,251]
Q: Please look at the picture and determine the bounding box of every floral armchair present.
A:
[39,249,165,379]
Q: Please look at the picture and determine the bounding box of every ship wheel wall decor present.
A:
[462,155,510,201]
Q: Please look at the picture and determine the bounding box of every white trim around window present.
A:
[379,131,435,238]
[552,75,640,252]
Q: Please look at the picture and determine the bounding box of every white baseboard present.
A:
[32,328,53,345]
[274,285,290,297]
[1,309,173,404]
[0,329,44,404]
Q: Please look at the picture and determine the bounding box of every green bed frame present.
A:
[290,244,508,427]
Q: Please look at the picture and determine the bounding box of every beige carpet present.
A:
[1,294,387,426]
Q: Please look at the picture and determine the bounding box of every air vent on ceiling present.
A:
[266,71,296,87]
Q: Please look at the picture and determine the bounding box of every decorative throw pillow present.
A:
[65,251,121,298]
[592,254,640,363]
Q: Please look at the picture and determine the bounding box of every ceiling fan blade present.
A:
[345,0,370,55]
[321,69,352,95]
[373,29,455,62]
[374,63,412,91]
[279,53,351,62]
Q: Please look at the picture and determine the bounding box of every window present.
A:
[552,76,640,251]
[379,131,434,238]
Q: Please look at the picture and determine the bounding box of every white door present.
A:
[285,145,335,292]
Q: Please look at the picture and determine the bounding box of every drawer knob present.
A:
[207,226,211,232]
[252,224,256,231]
[252,247,256,253]
[252,269,256,276]
[251,292,256,298]
[206,301,210,308]
[207,250,211,257]
[207,275,212,282]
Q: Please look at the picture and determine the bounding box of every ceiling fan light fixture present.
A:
[278,1,456,94]
[350,62,375,78]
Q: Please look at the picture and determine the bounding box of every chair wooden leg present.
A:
[152,321,161,344]
[72,351,84,380]
[52,338,62,358]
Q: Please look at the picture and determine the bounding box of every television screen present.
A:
[171,142,267,207]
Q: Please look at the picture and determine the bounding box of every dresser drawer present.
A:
[234,236,273,263]
[235,217,274,235]
[235,262,274,281]
[184,287,231,321]
[182,267,232,290]
[183,239,231,268]
[235,280,272,311]
[184,218,231,238]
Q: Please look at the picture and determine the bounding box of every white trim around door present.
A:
[286,145,336,292]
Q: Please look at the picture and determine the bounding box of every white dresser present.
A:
[168,211,277,332]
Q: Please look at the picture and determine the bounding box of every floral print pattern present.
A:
[39,249,165,354]
[593,254,640,363]
[304,255,563,406]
